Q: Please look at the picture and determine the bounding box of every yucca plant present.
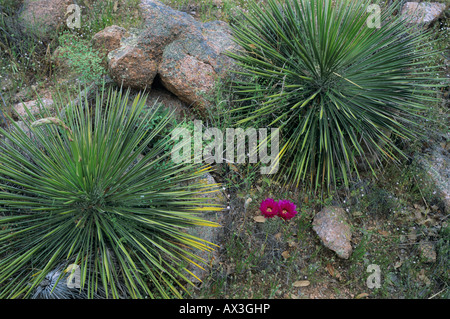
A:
[227,0,444,191]
[0,86,222,298]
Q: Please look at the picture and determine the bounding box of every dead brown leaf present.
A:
[282,250,290,259]
[288,240,297,247]
[228,163,239,172]
[378,230,390,236]
[293,280,310,287]
[325,263,343,281]
[394,261,403,269]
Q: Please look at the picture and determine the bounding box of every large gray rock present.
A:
[401,2,448,26]
[107,0,239,109]
[312,207,353,259]
[158,20,237,108]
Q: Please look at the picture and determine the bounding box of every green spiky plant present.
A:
[0,86,222,299]
[227,0,444,192]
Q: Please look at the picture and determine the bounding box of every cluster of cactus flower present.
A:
[259,198,298,220]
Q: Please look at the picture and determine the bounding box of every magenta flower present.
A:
[259,198,279,218]
[277,199,298,220]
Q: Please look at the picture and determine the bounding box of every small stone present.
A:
[293,280,310,287]
[408,227,417,242]
[418,241,437,263]
[13,98,54,120]
[394,261,403,269]
[353,211,363,217]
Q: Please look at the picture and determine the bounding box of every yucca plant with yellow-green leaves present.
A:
[227,0,444,191]
[0,86,222,299]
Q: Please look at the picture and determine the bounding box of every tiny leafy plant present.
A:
[227,0,444,192]
[57,32,105,85]
[0,86,222,299]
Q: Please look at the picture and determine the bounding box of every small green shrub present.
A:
[0,86,222,299]
[227,0,444,192]
[138,104,178,153]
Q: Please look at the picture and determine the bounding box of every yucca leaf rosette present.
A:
[0,87,222,299]
[227,0,443,191]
